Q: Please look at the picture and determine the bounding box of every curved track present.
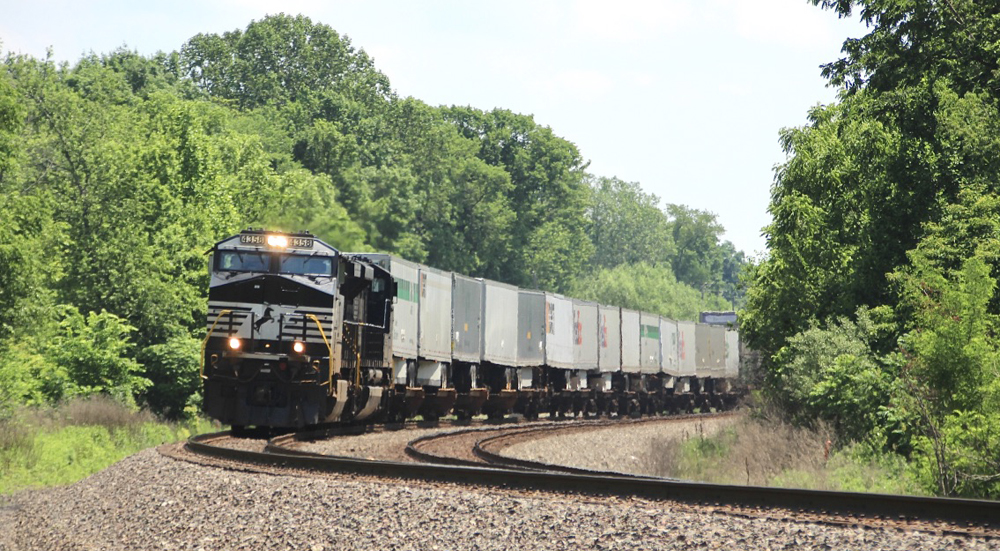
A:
[184,422,1000,538]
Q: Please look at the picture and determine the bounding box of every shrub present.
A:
[137,335,201,419]
[770,306,895,442]
[0,397,216,494]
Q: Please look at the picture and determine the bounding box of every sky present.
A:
[0,0,868,256]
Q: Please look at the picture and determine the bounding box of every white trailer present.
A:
[544,293,574,370]
[621,309,641,373]
[639,312,660,374]
[482,279,518,366]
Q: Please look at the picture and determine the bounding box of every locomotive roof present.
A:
[211,228,339,255]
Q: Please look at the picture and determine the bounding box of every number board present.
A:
[288,237,314,249]
[239,233,314,249]
[239,233,265,246]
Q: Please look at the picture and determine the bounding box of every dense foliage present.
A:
[0,17,741,421]
[743,0,1000,497]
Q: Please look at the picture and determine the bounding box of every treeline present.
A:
[743,0,1000,498]
[0,15,742,420]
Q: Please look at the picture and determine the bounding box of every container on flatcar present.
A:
[482,279,519,366]
[660,317,679,376]
[725,330,740,379]
[677,320,697,378]
[517,290,546,389]
[597,305,620,392]
[700,311,738,326]
[544,293,574,370]
[639,313,661,374]
[452,274,483,363]
[695,323,711,377]
[416,265,452,386]
[695,323,728,378]
[597,305,621,372]
[621,308,641,373]
[518,290,546,367]
[709,325,727,377]
[572,299,599,371]
[418,266,452,362]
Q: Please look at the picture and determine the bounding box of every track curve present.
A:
[182,425,1000,536]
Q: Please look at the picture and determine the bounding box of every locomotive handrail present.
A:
[343,320,387,330]
[305,313,335,392]
[200,309,233,380]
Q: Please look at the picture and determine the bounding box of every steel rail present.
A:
[470,427,676,477]
[185,430,1000,528]
[402,414,724,469]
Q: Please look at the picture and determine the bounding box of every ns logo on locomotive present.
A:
[201,229,741,430]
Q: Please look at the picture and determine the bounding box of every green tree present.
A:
[770,307,895,442]
[181,13,392,113]
[443,106,592,291]
[812,0,1000,96]
[51,307,150,404]
[665,204,726,289]
[0,55,22,183]
[587,176,674,269]
[571,262,729,321]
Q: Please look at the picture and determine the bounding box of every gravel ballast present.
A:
[299,425,461,462]
[500,416,737,476]
[2,447,995,550]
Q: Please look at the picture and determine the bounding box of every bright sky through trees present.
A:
[0,0,866,255]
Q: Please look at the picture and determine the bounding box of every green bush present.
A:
[770,307,895,442]
[138,335,202,419]
[0,397,215,495]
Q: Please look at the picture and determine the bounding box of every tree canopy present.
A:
[0,14,742,421]
[742,0,1000,497]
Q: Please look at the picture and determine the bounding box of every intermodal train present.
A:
[201,229,741,429]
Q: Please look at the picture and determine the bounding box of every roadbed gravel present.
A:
[500,415,737,476]
[297,425,460,462]
[1,446,996,550]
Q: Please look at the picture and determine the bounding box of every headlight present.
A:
[292,341,305,354]
[267,234,288,248]
[228,337,241,350]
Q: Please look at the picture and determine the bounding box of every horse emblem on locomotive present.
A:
[201,229,740,430]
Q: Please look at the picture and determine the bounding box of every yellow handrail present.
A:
[200,309,233,380]
[306,314,335,391]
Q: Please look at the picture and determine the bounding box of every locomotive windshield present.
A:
[215,250,334,276]
[279,254,334,276]
[217,250,269,272]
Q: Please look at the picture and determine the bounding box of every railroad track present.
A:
[183,418,1000,538]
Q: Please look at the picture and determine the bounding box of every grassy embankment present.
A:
[0,396,216,495]
[652,411,925,496]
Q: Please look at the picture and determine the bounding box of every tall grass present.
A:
[0,395,215,495]
[651,413,924,495]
